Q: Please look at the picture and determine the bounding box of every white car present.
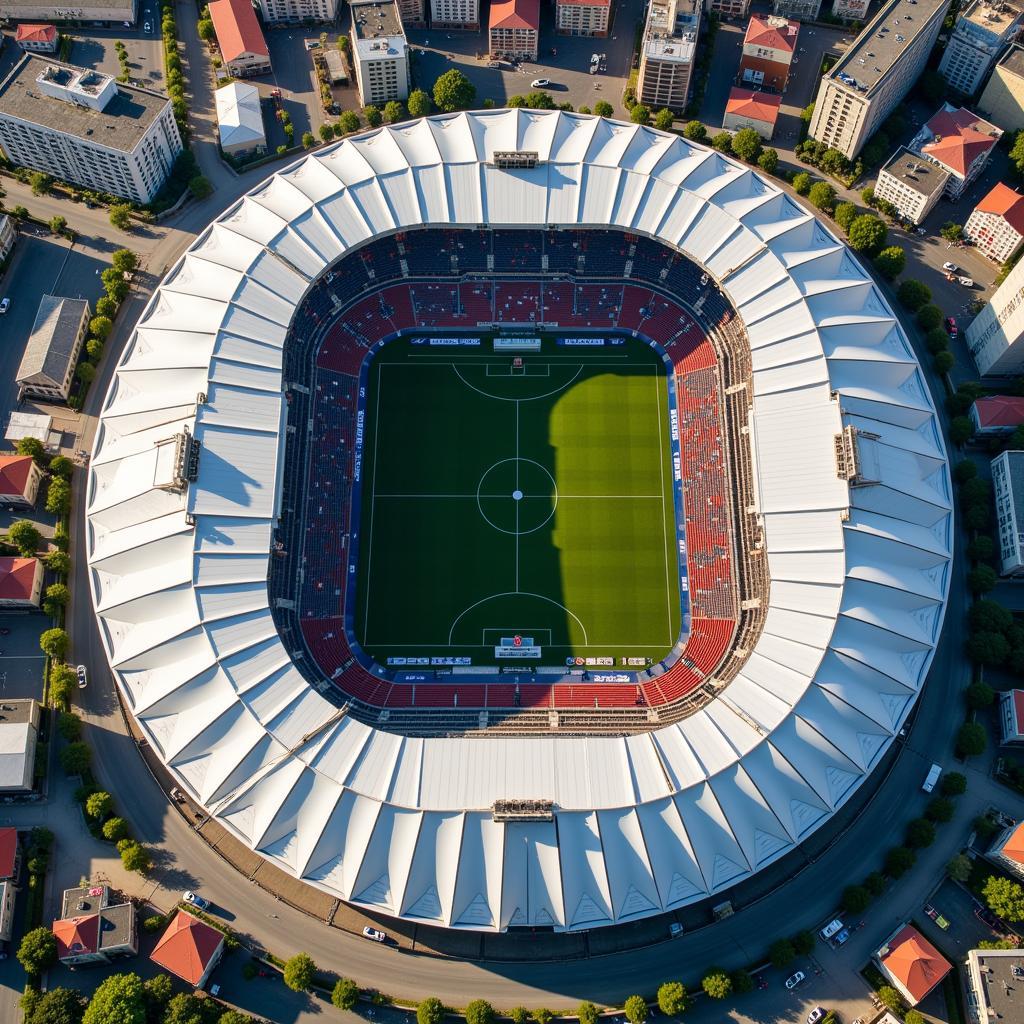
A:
[531,78,550,88]
[182,890,210,910]
[959,276,974,287]
[76,665,87,689]
[785,971,806,990]
[362,926,387,942]
[807,1009,827,1024]
[942,262,959,272]
[0,298,9,314]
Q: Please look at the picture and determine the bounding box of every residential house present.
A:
[0,454,43,507]
[965,181,1024,262]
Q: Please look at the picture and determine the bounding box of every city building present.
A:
[739,14,798,92]
[351,1,410,105]
[939,0,1023,96]
[833,0,870,18]
[993,449,1024,574]
[876,924,952,1006]
[53,884,138,965]
[967,257,1024,375]
[0,0,136,22]
[151,911,225,988]
[873,148,950,225]
[987,820,1024,875]
[970,394,1024,436]
[999,689,1024,743]
[0,56,183,204]
[0,454,43,508]
[0,558,42,609]
[637,0,701,112]
[965,181,1024,262]
[772,0,821,19]
[431,0,480,29]
[555,0,610,36]
[910,103,1001,199]
[396,0,426,26]
[208,0,271,78]
[14,24,58,53]
[215,82,266,157]
[0,214,15,264]
[256,0,339,22]
[489,0,540,60]
[0,700,40,791]
[980,44,1024,132]
[707,0,750,16]
[809,0,947,158]
[966,947,1024,1020]
[16,294,89,403]
[0,828,21,882]
[723,87,782,137]
[4,412,57,449]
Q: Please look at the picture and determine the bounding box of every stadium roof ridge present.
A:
[86,109,952,934]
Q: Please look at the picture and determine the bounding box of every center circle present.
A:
[477,458,558,535]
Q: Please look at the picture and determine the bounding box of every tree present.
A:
[792,930,815,956]
[906,818,936,849]
[877,986,906,1015]
[49,455,74,481]
[967,680,996,710]
[654,108,674,131]
[731,128,762,163]
[8,519,41,556]
[198,17,215,42]
[162,994,210,1024]
[731,970,754,994]
[531,1011,553,1024]
[57,711,81,742]
[984,875,1024,922]
[82,973,146,1024]
[407,89,432,118]
[834,202,857,232]
[847,214,887,256]
[40,628,69,659]
[89,315,114,341]
[874,245,905,279]
[76,361,96,385]
[219,1014,256,1024]
[46,477,71,515]
[15,436,46,464]
[49,215,68,237]
[657,982,687,1016]
[967,632,1008,671]
[525,92,556,110]
[683,120,707,142]
[17,927,57,976]
[102,817,129,842]
[950,416,975,446]
[120,841,151,874]
[109,204,133,231]
[926,797,955,823]
[60,741,91,775]
[969,535,996,562]
[86,790,112,820]
[701,970,732,999]
[940,221,964,242]
[630,104,651,125]
[188,175,212,199]
[432,69,475,112]
[969,565,998,594]
[885,846,916,878]
[507,95,527,107]
[43,582,69,616]
[301,131,316,149]
[934,350,955,374]
[317,123,334,143]
[957,721,988,757]
[864,871,886,897]
[947,854,972,882]
[942,772,967,796]
[26,987,85,1024]
[364,104,383,127]
[917,304,943,332]
[330,978,359,1011]
[792,171,812,195]
[383,100,405,124]
[769,937,796,967]
[49,663,76,706]
[758,148,779,175]
[808,181,836,212]
[820,148,849,177]
[417,998,445,1024]
[576,1002,598,1024]
[800,102,815,124]
[111,248,139,275]
[29,171,52,196]
[283,952,317,991]
[593,100,614,118]
[465,1001,494,1024]
[711,131,733,153]
[623,995,647,1024]
[843,885,871,913]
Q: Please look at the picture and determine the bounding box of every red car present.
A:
[944,316,958,338]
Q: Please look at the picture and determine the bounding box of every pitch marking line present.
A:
[447,592,590,646]
[375,494,663,499]
[654,371,674,645]
[362,358,385,644]
[482,628,554,645]
[451,363,585,403]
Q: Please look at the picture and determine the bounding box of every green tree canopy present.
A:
[630,104,651,125]
[969,565,998,595]
[86,791,113,820]
[623,995,648,1024]
[383,100,405,124]
[966,629,1007,668]
[109,205,133,231]
[594,100,614,118]
[26,987,85,1024]
[119,841,151,874]
[711,131,732,153]
[8,519,41,557]
[874,245,906,280]
[654,108,674,131]
[769,937,796,967]
[364,104,383,127]
[657,981,687,1015]
[465,1001,494,1024]
[283,952,317,991]
[407,90,431,118]
[701,970,732,999]
[984,875,1024,921]
[905,817,936,848]
[417,998,445,1024]
[947,854,972,882]
[834,202,858,232]
[189,175,212,199]
[730,128,763,163]
[46,476,71,515]
[17,927,57,976]
[808,181,836,212]
[339,110,361,134]
[576,1001,599,1024]
[843,884,871,913]
[683,120,706,141]
[757,148,779,175]
[792,172,811,195]
[15,436,46,463]
[957,721,988,756]
[40,627,69,659]
[847,215,888,255]
[877,986,906,1014]
[942,772,967,796]
[82,973,146,1024]
[432,69,475,112]
[885,846,916,878]
[30,172,53,195]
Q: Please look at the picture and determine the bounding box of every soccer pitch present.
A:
[353,335,685,668]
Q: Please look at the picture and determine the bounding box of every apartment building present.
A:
[209,0,271,78]
[431,0,479,29]
[965,181,1024,262]
[16,293,90,402]
[256,0,340,23]
[939,0,1023,96]
[0,56,182,204]
[809,0,947,158]
[396,0,426,27]
[739,14,798,91]
[873,148,949,224]
[707,0,750,16]
[637,0,701,113]
[489,0,540,59]
[772,0,821,19]
[906,103,1002,199]
[0,214,14,264]
[966,947,1024,1021]
[351,0,410,105]
[0,0,136,22]
[966,257,1024,376]
[993,449,1024,574]
[980,43,1024,131]
[833,0,870,18]
[15,24,58,52]
[556,0,611,36]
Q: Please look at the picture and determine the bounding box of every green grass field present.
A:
[354,335,682,667]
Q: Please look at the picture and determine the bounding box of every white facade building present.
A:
[993,450,1024,575]
[351,0,409,106]
[939,0,1023,96]
[967,257,1024,376]
[965,181,1024,262]
[810,0,947,158]
[556,0,610,36]
[216,82,266,157]
[873,148,949,225]
[833,0,870,18]
[0,215,14,265]
[0,0,136,21]
[638,0,701,112]
[256,0,339,23]
[0,56,182,204]
[430,0,479,28]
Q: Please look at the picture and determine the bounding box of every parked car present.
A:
[923,763,942,793]
[976,906,1002,931]
[0,298,10,314]
[76,665,87,689]
[944,316,957,337]
[785,971,805,990]
[959,276,974,288]
[942,262,959,273]
[807,1009,827,1024]
[182,890,210,910]
[668,921,684,938]
[531,78,550,87]
[832,928,850,946]
[362,926,387,942]
[819,918,843,940]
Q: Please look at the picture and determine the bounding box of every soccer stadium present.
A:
[86,110,952,933]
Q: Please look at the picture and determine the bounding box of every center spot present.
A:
[513,490,523,501]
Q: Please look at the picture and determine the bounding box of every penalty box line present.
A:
[482,628,554,646]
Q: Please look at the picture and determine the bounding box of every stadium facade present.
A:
[86,110,952,933]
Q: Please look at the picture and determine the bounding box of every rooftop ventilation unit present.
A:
[492,799,554,822]
[492,150,540,169]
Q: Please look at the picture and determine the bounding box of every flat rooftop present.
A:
[0,0,132,7]
[971,949,1024,1019]
[0,55,169,153]
[644,0,699,61]
[61,884,108,920]
[826,0,946,96]
[959,0,1021,34]
[999,42,1024,78]
[351,0,404,39]
[881,146,950,197]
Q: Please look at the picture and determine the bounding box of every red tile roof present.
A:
[151,911,224,985]
[973,395,1024,429]
[208,0,269,64]
[15,24,57,43]
[0,828,16,879]
[922,107,999,177]
[726,87,782,125]
[744,14,799,54]
[1003,821,1024,864]
[0,558,37,602]
[490,0,540,31]
[881,925,951,1004]
[975,182,1024,237]
[0,455,35,499]
[53,915,99,959]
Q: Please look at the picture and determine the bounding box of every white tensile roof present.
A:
[86,110,952,933]
[215,82,266,151]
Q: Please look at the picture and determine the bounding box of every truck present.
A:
[923,763,942,793]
